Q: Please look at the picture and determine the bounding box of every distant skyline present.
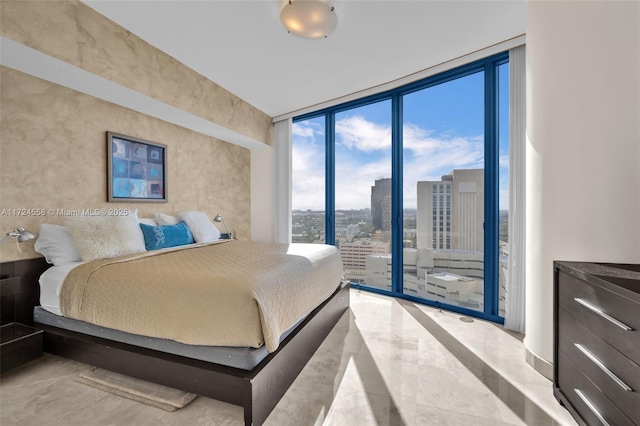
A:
[292,64,510,212]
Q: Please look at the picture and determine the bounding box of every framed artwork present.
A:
[107,132,167,202]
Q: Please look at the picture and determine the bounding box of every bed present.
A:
[4,230,349,425]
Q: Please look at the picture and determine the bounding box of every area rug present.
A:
[74,367,198,412]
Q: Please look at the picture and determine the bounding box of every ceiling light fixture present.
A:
[280,0,337,39]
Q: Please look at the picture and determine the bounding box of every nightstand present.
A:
[0,277,43,373]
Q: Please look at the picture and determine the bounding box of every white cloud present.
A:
[335,117,483,165]
[499,154,509,169]
[335,155,391,210]
[292,120,323,139]
[292,121,327,211]
[403,122,484,167]
[500,188,510,211]
[335,116,391,152]
[294,116,493,210]
[292,173,325,211]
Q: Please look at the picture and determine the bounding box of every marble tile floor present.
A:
[0,289,578,426]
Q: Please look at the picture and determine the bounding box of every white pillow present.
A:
[178,211,221,243]
[65,213,146,261]
[34,224,82,265]
[155,213,181,226]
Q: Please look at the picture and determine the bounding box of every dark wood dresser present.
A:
[554,261,640,426]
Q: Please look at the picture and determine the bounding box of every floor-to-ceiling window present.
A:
[291,116,326,243]
[333,100,393,288]
[498,61,510,318]
[402,71,486,312]
[292,52,508,323]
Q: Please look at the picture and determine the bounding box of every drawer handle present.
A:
[575,344,633,392]
[574,298,633,331]
[574,389,610,426]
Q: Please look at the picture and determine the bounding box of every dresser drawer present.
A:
[558,270,640,364]
[558,310,640,422]
[557,352,635,426]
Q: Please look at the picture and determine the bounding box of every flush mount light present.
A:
[280,0,337,39]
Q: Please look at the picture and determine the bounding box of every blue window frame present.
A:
[293,52,508,324]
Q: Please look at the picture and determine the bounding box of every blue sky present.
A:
[293,64,510,211]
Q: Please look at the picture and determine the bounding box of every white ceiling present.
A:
[83,1,526,119]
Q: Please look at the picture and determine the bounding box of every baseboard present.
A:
[525,345,553,381]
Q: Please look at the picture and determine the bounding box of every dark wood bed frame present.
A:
[1,257,350,425]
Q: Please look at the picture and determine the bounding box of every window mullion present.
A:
[391,93,403,294]
[325,111,335,245]
[484,61,499,317]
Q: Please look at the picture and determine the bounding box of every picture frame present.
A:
[107,132,167,203]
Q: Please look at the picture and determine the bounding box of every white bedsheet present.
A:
[39,262,83,316]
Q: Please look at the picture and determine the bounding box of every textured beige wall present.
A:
[0,67,250,262]
[0,0,275,262]
[0,0,272,145]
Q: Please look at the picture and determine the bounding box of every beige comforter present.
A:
[60,240,344,352]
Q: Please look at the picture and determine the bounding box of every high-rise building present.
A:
[371,178,391,232]
[339,239,390,282]
[365,253,392,290]
[416,169,484,251]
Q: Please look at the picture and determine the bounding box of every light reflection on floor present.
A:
[0,289,577,425]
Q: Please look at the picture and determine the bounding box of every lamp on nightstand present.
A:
[0,227,35,245]
[0,227,35,252]
[213,214,232,239]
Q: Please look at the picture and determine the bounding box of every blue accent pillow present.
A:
[139,222,194,250]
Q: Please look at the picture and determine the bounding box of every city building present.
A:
[365,253,392,290]
[416,169,484,251]
[339,239,390,282]
[371,178,391,232]
[366,247,506,312]
[345,223,360,241]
